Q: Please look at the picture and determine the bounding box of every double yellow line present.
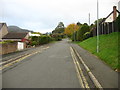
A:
[0,46,50,71]
[70,46,103,89]
[70,47,90,88]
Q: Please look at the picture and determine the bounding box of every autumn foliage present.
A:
[64,23,79,37]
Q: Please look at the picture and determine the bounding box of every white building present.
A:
[105,6,119,22]
[118,1,120,12]
[29,32,40,36]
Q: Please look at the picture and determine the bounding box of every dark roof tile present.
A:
[2,32,28,39]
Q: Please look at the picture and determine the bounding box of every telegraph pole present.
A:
[97,0,99,53]
[74,31,75,41]
[74,25,76,42]
[89,13,90,25]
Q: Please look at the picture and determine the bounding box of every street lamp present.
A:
[97,0,99,53]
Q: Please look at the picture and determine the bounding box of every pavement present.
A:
[71,43,119,88]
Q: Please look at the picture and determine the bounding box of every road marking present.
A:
[70,47,85,88]
[70,47,90,88]
[0,46,50,65]
[0,46,50,71]
[73,48,103,89]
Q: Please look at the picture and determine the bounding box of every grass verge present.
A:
[75,32,119,70]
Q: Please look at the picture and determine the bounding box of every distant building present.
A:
[28,32,40,36]
[0,23,8,40]
[2,32,30,50]
[2,32,29,41]
[118,1,120,12]
[105,6,119,22]
[92,6,120,36]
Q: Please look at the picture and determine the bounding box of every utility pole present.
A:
[74,31,75,42]
[97,0,99,53]
[89,13,90,25]
[74,25,76,42]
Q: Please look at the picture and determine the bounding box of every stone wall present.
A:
[0,42,17,55]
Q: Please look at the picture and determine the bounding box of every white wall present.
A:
[105,12,119,22]
[17,42,24,50]
[29,32,40,36]
[118,1,120,12]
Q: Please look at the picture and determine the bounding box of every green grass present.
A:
[0,41,8,44]
[75,32,119,70]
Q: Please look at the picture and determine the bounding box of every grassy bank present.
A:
[75,32,119,70]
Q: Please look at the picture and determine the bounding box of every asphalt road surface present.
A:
[2,39,81,88]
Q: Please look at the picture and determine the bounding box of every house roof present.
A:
[99,10,120,24]
[0,23,6,30]
[2,32,28,39]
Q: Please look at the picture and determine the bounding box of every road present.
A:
[1,39,118,89]
[2,39,81,88]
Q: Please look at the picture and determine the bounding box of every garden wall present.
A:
[0,42,17,55]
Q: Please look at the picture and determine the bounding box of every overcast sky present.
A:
[0,0,119,33]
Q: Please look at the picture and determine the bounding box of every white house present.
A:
[0,23,8,40]
[118,1,120,12]
[28,32,40,36]
[105,6,119,22]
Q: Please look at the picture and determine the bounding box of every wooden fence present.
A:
[92,21,119,36]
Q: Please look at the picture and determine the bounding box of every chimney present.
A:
[113,6,117,21]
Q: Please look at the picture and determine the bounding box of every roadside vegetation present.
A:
[29,35,54,46]
[76,32,119,70]
[64,15,120,71]
[29,22,66,46]
[64,22,94,41]
[51,22,66,41]
[0,40,15,44]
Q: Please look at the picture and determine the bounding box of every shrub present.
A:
[39,35,52,44]
[30,36,39,42]
[4,40,15,43]
[76,25,90,41]
[51,34,62,41]
[29,35,53,46]
[115,14,120,32]
[54,36,62,41]
[71,31,77,41]
[84,32,91,39]
[30,41,38,46]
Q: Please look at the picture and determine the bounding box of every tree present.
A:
[71,31,77,41]
[52,22,66,40]
[32,32,41,35]
[52,22,65,34]
[64,23,79,37]
[94,18,103,25]
[77,22,82,26]
[77,24,90,41]
[55,22,64,29]
[115,14,120,32]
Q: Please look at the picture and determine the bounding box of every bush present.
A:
[76,25,90,41]
[30,36,39,42]
[39,35,52,44]
[115,14,120,32]
[84,32,91,39]
[51,34,62,41]
[31,41,38,46]
[71,31,77,41]
[4,40,15,43]
[29,35,53,46]
[55,37,62,41]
